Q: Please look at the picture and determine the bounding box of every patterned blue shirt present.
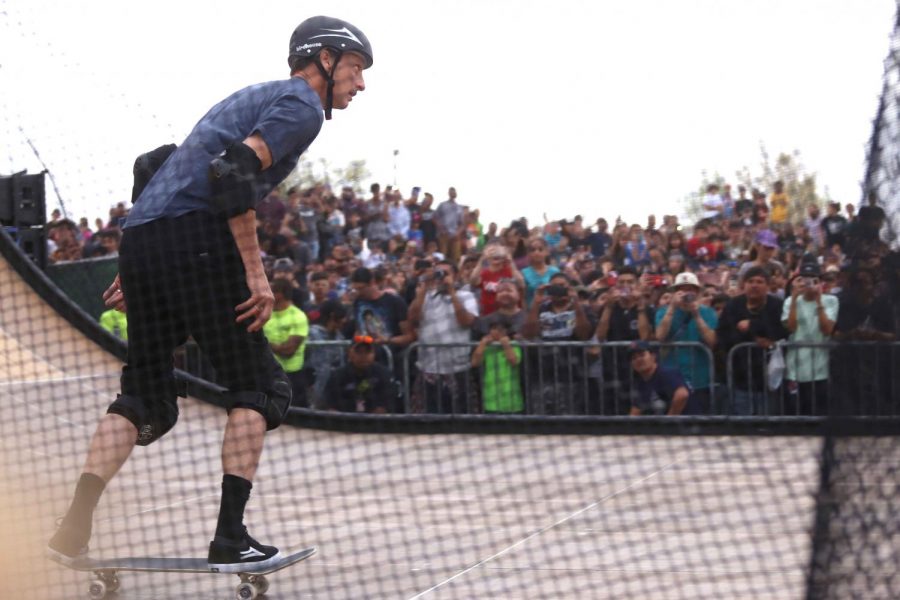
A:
[126,77,323,228]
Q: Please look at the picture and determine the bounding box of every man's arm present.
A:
[271,335,304,357]
[449,287,477,329]
[667,386,690,415]
[222,133,275,332]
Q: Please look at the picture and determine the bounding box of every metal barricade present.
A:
[726,341,900,416]
[402,340,715,416]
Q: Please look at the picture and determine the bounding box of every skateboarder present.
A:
[48,16,373,573]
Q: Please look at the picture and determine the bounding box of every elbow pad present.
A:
[208,142,263,218]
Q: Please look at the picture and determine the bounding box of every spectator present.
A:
[654,272,717,413]
[623,226,650,267]
[418,193,438,248]
[832,266,896,413]
[47,219,84,263]
[738,229,784,281]
[627,341,693,416]
[471,244,524,316]
[805,204,824,250]
[388,192,410,240]
[348,266,414,399]
[734,186,753,221]
[271,257,307,309]
[522,273,594,414]
[99,307,128,341]
[323,336,393,413]
[363,210,392,250]
[701,184,724,222]
[716,266,787,415]
[595,265,654,413]
[521,238,560,307]
[471,321,523,414]
[78,217,94,243]
[306,300,348,409]
[769,180,789,226]
[588,218,612,258]
[303,271,332,324]
[821,201,848,251]
[408,260,479,413]
[434,186,465,264]
[782,262,838,415]
[263,278,310,406]
[472,279,526,338]
[686,223,718,264]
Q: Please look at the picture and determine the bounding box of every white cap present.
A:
[672,272,701,289]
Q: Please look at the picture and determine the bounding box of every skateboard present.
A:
[52,546,316,599]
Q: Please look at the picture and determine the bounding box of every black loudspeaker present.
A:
[16,227,47,269]
[11,172,46,227]
[0,171,46,227]
[0,175,13,225]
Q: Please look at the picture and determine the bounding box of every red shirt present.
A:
[479,266,513,315]
[686,237,717,261]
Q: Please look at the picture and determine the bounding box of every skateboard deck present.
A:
[53,546,316,599]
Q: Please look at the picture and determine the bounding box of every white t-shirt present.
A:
[702,193,724,220]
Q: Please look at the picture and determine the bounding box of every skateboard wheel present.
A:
[88,579,107,600]
[256,575,269,594]
[99,572,120,593]
[236,581,258,600]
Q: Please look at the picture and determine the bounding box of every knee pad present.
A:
[226,369,292,431]
[107,394,179,446]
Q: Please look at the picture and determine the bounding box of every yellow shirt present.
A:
[770,192,789,224]
[99,309,128,341]
[263,305,309,373]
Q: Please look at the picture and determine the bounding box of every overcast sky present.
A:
[1,0,895,229]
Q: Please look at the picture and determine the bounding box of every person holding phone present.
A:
[782,262,838,415]
[654,272,718,414]
[470,244,524,316]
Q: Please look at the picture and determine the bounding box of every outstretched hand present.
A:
[235,271,274,332]
[103,274,127,312]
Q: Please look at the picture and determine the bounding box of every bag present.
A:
[766,342,785,391]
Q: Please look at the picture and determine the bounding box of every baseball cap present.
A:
[627,340,653,358]
[799,262,821,278]
[273,257,295,272]
[672,272,701,289]
[755,229,779,248]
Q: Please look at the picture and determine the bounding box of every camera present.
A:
[546,284,568,297]
[683,292,697,304]
[433,269,448,280]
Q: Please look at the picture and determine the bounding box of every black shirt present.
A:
[821,215,848,249]
[716,295,787,391]
[324,363,394,413]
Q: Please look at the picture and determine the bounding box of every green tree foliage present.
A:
[278,157,371,196]
[683,143,831,225]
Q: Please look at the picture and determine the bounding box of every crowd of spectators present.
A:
[62,180,899,417]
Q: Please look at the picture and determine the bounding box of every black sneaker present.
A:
[207,528,282,573]
[47,516,90,565]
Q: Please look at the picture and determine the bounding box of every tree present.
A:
[682,143,831,225]
[277,157,371,196]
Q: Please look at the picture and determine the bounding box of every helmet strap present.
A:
[314,50,344,121]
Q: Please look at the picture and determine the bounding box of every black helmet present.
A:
[289,16,373,68]
[288,16,373,120]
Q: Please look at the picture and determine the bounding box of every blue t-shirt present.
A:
[521,265,560,307]
[633,365,692,415]
[126,78,323,228]
[654,305,718,389]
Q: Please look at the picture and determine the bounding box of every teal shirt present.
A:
[781,294,839,382]
[521,265,560,308]
[654,305,717,389]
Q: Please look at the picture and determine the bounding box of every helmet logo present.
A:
[309,26,362,45]
[294,42,323,53]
